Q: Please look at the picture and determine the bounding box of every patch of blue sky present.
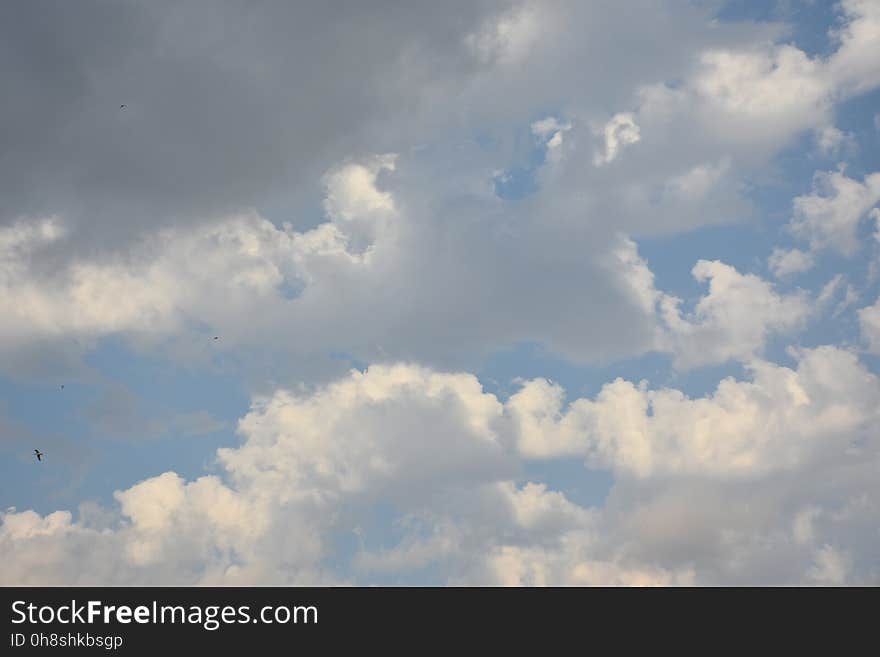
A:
[327,500,451,585]
[717,0,841,58]
[478,340,747,405]
[0,378,92,514]
[0,336,247,516]
[256,180,327,234]
[836,88,880,173]
[521,459,615,510]
[492,116,560,201]
[84,336,247,428]
[639,224,771,298]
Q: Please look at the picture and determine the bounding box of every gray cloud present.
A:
[0,0,510,242]
[0,0,766,249]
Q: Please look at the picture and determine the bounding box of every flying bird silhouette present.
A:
[34,449,43,462]
[120,104,126,109]
[213,336,219,340]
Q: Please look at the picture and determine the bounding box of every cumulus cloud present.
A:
[789,169,880,257]
[462,0,878,255]
[827,0,880,96]
[859,298,880,353]
[593,113,641,166]
[3,0,880,588]
[7,152,763,377]
[816,125,857,158]
[1,364,518,584]
[2,1,878,378]
[0,155,404,367]
[465,3,543,68]
[664,159,731,202]
[513,346,879,475]
[769,247,815,278]
[532,116,572,164]
[657,260,810,369]
[3,348,879,585]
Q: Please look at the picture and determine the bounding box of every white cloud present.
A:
[789,169,880,256]
[835,284,860,318]
[532,116,572,163]
[593,113,640,166]
[494,0,880,251]
[0,216,64,254]
[806,545,851,585]
[531,117,569,140]
[0,364,516,584]
[693,45,829,128]
[665,159,731,201]
[3,1,880,588]
[816,125,857,157]
[818,274,845,309]
[5,154,739,376]
[514,346,879,476]
[683,1,879,139]
[481,541,695,586]
[859,297,880,353]
[769,247,815,278]
[658,260,810,369]
[2,1,878,379]
[827,0,880,97]
[222,363,511,500]
[465,3,544,67]
[0,156,403,364]
[322,155,397,228]
[2,347,878,585]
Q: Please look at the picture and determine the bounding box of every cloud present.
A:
[593,113,641,166]
[481,540,695,586]
[3,348,878,585]
[657,260,810,369]
[482,0,880,250]
[1,196,812,379]
[815,125,857,158]
[806,544,851,585]
[323,155,398,226]
[1,364,518,584]
[817,274,859,319]
[465,3,543,67]
[532,116,572,164]
[859,297,880,353]
[2,1,880,588]
[827,0,880,96]
[5,0,874,252]
[2,1,877,381]
[0,157,699,378]
[789,169,880,257]
[664,159,731,202]
[0,156,402,368]
[514,346,879,476]
[769,247,815,278]
[510,346,880,584]
[690,45,829,131]
[0,0,525,245]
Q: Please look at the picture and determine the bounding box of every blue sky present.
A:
[1,0,879,585]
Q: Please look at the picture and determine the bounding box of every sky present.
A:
[1,0,879,585]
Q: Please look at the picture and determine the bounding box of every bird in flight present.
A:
[120,104,126,109]
[213,336,219,340]
[60,384,64,389]
[34,449,43,462]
